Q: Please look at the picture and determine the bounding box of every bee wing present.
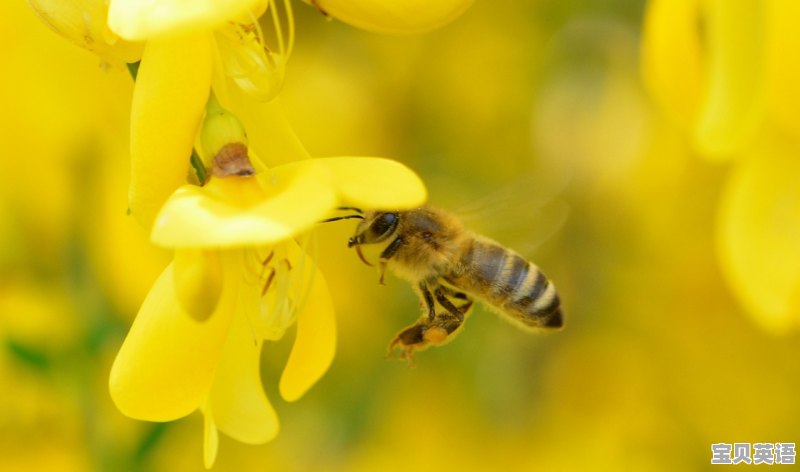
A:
[450,172,570,258]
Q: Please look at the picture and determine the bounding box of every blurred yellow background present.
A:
[2,0,798,471]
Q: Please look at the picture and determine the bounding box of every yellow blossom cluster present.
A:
[27,0,473,467]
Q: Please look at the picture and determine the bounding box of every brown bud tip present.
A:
[211,142,255,178]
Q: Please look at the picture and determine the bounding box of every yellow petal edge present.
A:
[109,0,264,41]
[310,0,475,35]
[717,138,800,333]
[280,267,336,402]
[151,164,336,248]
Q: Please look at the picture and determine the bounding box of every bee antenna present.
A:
[337,206,363,214]
[320,214,365,223]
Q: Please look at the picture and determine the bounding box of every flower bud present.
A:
[200,98,255,177]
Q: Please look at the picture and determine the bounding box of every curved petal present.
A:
[640,0,703,129]
[201,403,219,469]
[693,0,766,160]
[314,157,427,210]
[129,35,212,229]
[308,0,474,35]
[208,270,279,444]
[279,264,336,402]
[151,164,336,248]
[223,89,310,167]
[765,0,800,141]
[717,137,800,333]
[173,249,224,321]
[108,0,263,41]
[109,261,237,421]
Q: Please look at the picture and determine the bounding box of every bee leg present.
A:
[378,262,387,285]
[388,319,452,365]
[418,282,436,321]
[433,286,472,338]
[387,281,473,363]
[388,290,473,363]
[388,323,426,364]
[377,236,404,285]
[437,285,473,317]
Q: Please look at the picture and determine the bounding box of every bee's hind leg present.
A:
[388,283,473,363]
[434,285,473,328]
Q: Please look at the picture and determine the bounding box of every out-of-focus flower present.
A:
[306,0,475,34]
[716,135,800,333]
[642,0,800,332]
[110,101,426,467]
[641,0,766,159]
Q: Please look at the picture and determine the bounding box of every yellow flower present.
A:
[110,99,427,467]
[642,0,800,332]
[29,0,473,228]
[306,0,475,34]
[107,0,292,228]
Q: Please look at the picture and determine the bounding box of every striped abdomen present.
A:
[447,237,563,329]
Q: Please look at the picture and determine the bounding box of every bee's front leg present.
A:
[377,236,404,285]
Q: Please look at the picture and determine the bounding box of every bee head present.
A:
[348,211,400,248]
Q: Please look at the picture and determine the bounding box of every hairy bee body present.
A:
[346,206,563,358]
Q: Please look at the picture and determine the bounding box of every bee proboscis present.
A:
[328,206,564,360]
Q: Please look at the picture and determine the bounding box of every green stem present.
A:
[191,149,207,184]
[126,61,140,81]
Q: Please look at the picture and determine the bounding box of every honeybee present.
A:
[328,206,563,359]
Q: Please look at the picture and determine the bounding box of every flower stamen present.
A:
[262,267,277,296]
[213,0,294,101]
[260,249,275,268]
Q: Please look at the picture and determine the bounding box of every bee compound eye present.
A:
[372,212,398,238]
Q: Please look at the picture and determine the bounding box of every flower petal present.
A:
[640,0,703,129]
[173,249,224,321]
[764,0,800,141]
[208,270,279,444]
[312,157,427,210]
[202,404,219,469]
[108,0,264,41]
[717,136,800,333]
[109,261,236,421]
[151,164,336,248]
[129,35,212,228]
[279,264,336,402]
[223,89,311,167]
[309,0,474,35]
[693,0,766,160]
